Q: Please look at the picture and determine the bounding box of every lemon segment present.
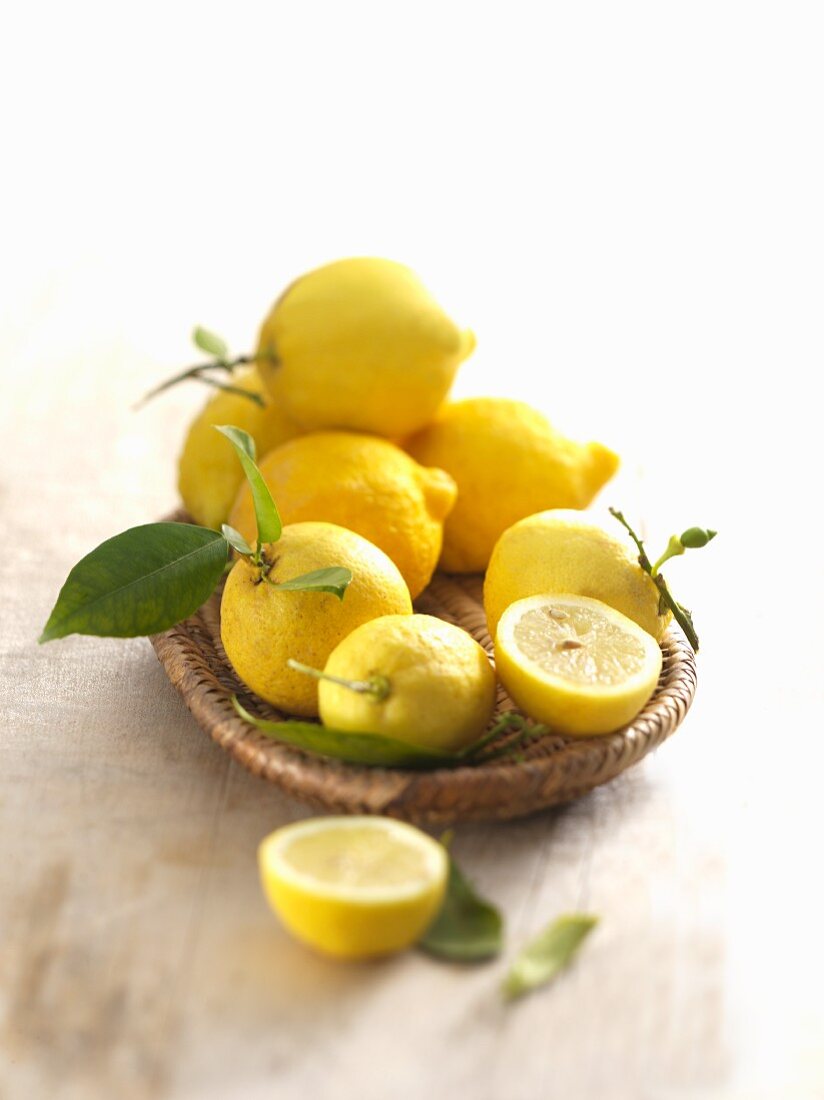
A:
[495,594,663,737]
[228,432,457,598]
[484,509,670,641]
[259,817,448,959]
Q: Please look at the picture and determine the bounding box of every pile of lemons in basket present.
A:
[178,257,669,751]
[174,256,686,961]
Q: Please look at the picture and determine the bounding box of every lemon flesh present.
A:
[484,509,669,642]
[220,522,412,717]
[256,257,475,438]
[259,817,448,959]
[177,368,302,530]
[495,594,663,737]
[229,432,457,598]
[319,614,497,753]
[405,398,619,573]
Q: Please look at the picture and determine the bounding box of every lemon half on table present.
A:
[495,594,663,737]
[258,817,448,959]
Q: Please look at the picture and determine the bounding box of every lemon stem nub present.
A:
[287,659,391,701]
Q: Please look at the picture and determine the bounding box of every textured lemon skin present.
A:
[404,398,620,573]
[228,431,456,599]
[256,258,475,438]
[494,595,663,737]
[177,368,302,529]
[220,523,412,717]
[319,614,497,753]
[258,819,448,960]
[484,510,670,642]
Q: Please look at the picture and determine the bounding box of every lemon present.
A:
[484,509,669,641]
[495,594,663,736]
[255,258,476,438]
[220,522,412,717]
[316,614,497,753]
[258,816,448,959]
[404,398,619,573]
[177,368,302,529]
[228,432,457,598]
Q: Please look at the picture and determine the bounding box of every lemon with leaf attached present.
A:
[221,522,412,717]
[228,432,457,598]
[177,368,302,529]
[405,398,619,573]
[255,257,476,438]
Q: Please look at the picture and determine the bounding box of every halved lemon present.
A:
[258,816,448,959]
[495,594,663,737]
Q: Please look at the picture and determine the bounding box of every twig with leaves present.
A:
[609,508,716,652]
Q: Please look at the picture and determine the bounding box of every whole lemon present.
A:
[255,258,476,438]
[405,398,620,573]
[178,368,302,529]
[228,432,457,598]
[317,614,497,753]
[484,510,670,642]
[221,522,412,717]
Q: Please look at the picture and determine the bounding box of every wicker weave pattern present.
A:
[149,528,697,823]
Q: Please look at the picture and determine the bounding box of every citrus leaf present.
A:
[192,325,228,359]
[503,914,598,1000]
[215,425,281,545]
[221,524,254,557]
[420,853,503,962]
[267,567,352,600]
[39,523,228,642]
[233,697,458,769]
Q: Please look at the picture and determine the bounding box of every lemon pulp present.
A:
[495,594,663,737]
[259,816,448,959]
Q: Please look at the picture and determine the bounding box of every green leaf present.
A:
[503,914,598,1000]
[221,524,254,557]
[192,325,228,359]
[233,697,458,769]
[39,523,228,642]
[420,852,503,962]
[267,567,352,600]
[214,425,281,546]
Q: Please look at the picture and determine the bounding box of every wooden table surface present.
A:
[1,269,821,1100]
[2,9,823,1097]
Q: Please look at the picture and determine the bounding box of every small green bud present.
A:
[680,527,717,549]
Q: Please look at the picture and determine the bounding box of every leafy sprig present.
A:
[234,702,549,771]
[609,508,716,652]
[135,326,274,409]
[39,425,350,642]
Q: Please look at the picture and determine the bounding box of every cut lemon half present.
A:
[495,594,663,737]
[258,816,448,960]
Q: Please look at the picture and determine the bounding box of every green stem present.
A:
[459,713,552,763]
[134,355,259,409]
[609,507,700,652]
[651,534,685,577]
[286,659,391,701]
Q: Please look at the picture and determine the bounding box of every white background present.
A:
[2,3,823,1097]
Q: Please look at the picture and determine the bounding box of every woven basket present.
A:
[150,516,697,824]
